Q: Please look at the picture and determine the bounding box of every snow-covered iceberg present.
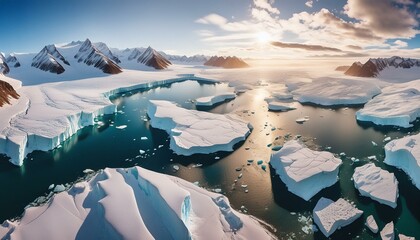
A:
[384,133,420,189]
[290,78,381,106]
[269,140,342,201]
[380,222,394,240]
[0,167,274,240]
[267,102,296,112]
[352,163,399,208]
[147,100,251,156]
[313,197,363,237]
[356,80,420,128]
[195,92,236,107]
[365,215,378,233]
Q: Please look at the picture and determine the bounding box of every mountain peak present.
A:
[137,46,171,70]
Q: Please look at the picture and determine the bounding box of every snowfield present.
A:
[269,140,342,201]
[384,133,420,189]
[0,167,275,240]
[147,100,251,155]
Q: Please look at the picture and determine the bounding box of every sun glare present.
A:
[257,31,270,44]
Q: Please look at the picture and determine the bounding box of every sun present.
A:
[256,31,270,44]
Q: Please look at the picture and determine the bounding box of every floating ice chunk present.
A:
[115,125,127,129]
[53,184,65,193]
[270,140,342,200]
[48,184,55,190]
[399,234,415,240]
[368,155,377,161]
[83,169,94,174]
[371,141,378,146]
[380,222,394,240]
[356,80,420,128]
[383,137,392,142]
[313,197,363,237]
[196,92,236,107]
[267,102,296,112]
[365,215,378,233]
[139,150,145,154]
[353,163,399,208]
[147,100,251,156]
[140,137,148,140]
[295,118,307,124]
[384,133,420,189]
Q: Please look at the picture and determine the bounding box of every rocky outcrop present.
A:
[31,46,66,74]
[204,56,249,68]
[344,56,420,77]
[137,46,171,70]
[6,54,20,68]
[0,79,19,107]
[0,53,10,74]
[93,42,121,63]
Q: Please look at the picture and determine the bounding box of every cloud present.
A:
[253,0,280,14]
[346,45,363,50]
[305,0,313,8]
[310,52,369,58]
[393,40,408,48]
[418,2,420,7]
[195,14,227,25]
[271,41,342,52]
[344,0,418,38]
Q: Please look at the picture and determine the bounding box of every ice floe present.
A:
[380,222,394,240]
[384,133,420,189]
[365,215,378,233]
[270,140,342,200]
[356,80,420,128]
[0,167,275,240]
[147,100,251,155]
[267,102,296,112]
[195,92,236,107]
[353,163,399,208]
[313,197,363,237]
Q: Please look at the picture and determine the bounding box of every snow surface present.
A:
[380,222,394,240]
[384,133,420,189]
[147,100,251,155]
[365,215,378,233]
[290,78,381,106]
[0,167,274,240]
[195,92,236,107]
[269,140,342,201]
[353,163,399,208]
[356,80,420,128]
[313,197,363,237]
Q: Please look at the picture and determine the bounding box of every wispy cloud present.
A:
[271,41,342,52]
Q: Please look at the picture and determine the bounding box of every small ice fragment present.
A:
[83,169,94,174]
[140,137,148,140]
[48,184,55,190]
[115,125,127,130]
[339,152,346,156]
[173,165,180,171]
[53,184,65,193]
[367,155,377,161]
[371,141,378,146]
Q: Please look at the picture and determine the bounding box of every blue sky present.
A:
[1,0,420,58]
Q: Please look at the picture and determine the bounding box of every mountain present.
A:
[167,54,208,63]
[74,39,122,74]
[204,56,249,68]
[344,56,420,77]
[6,54,21,68]
[127,48,145,61]
[31,46,66,74]
[335,65,350,71]
[136,46,171,69]
[0,53,10,74]
[0,79,19,107]
[93,42,121,63]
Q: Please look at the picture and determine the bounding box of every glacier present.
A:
[147,100,251,155]
[269,140,342,201]
[384,133,420,189]
[0,167,275,240]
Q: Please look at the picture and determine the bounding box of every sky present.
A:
[1,0,420,59]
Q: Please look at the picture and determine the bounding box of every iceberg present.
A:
[290,78,381,106]
[380,222,394,240]
[147,100,251,155]
[399,234,415,240]
[365,215,378,233]
[0,167,275,240]
[356,80,420,128]
[313,197,363,237]
[352,163,399,208]
[195,92,236,107]
[269,140,342,201]
[384,133,420,189]
[267,102,296,112]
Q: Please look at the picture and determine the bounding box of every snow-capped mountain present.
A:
[167,54,208,63]
[136,46,171,69]
[44,45,70,66]
[74,39,122,74]
[0,79,19,107]
[31,46,66,74]
[6,54,21,68]
[0,53,10,74]
[345,56,420,77]
[127,48,145,61]
[204,56,249,68]
[93,42,121,63]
